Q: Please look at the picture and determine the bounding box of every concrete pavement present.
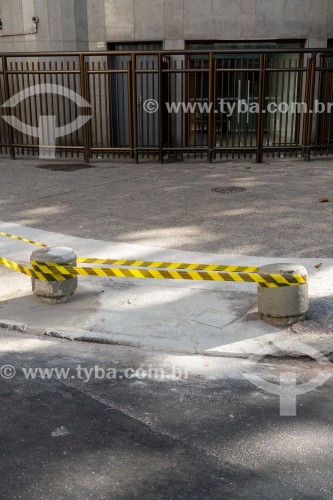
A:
[0,156,332,257]
[0,156,332,356]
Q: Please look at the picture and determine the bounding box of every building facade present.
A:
[1,1,333,162]
[0,0,333,53]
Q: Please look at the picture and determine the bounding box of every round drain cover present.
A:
[36,163,92,172]
[212,186,247,194]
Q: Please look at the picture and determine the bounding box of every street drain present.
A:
[212,186,247,194]
[36,163,93,172]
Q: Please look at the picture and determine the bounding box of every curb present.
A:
[2,319,333,361]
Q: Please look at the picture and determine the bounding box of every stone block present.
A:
[309,0,328,38]
[74,0,88,42]
[212,0,240,40]
[31,247,78,304]
[134,0,164,41]
[184,0,212,40]
[87,0,106,42]
[105,0,134,41]
[163,0,184,40]
[60,0,76,42]
[258,263,309,326]
[255,0,284,39]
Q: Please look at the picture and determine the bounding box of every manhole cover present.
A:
[36,163,93,172]
[212,186,247,194]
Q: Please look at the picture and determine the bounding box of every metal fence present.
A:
[1,48,333,163]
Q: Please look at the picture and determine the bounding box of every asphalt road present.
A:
[1,329,333,499]
[0,156,332,257]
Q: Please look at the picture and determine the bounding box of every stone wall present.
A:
[85,0,333,51]
[0,0,333,53]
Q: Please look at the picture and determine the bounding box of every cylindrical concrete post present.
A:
[30,247,77,304]
[258,263,308,326]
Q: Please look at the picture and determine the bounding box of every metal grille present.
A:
[36,163,92,171]
[0,48,333,163]
[212,187,247,193]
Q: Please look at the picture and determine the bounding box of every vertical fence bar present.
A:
[79,53,90,163]
[213,58,217,160]
[290,61,297,152]
[2,56,15,159]
[73,61,80,156]
[326,60,333,154]
[207,52,214,163]
[315,56,324,155]
[301,58,310,158]
[158,53,164,164]
[131,53,138,163]
[200,59,204,157]
[256,53,266,163]
[127,60,134,160]
[304,53,316,161]
[12,62,21,153]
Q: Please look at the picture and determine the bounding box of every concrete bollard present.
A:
[30,247,77,304]
[258,263,308,326]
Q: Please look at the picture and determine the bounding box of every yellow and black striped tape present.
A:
[0,256,38,279]
[0,231,47,247]
[0,232,308,288]
[0,230,260,272]
[76,257,259,273]
[0,231,259,272]
[30,261,307,288]
[0,255,308,287]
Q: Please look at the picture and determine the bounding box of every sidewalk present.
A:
[1,221,332,358]
[0,156,332,257]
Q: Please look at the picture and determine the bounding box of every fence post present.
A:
[79,54,91,163]
[127,60,134,160]
[131,52,138,164]
[207,52,214,163]
[158,53,164,164]
[303,53,316,161]
[256,53,266,163]
[2,55,15,160]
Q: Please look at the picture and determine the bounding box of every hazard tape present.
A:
[30,261,307,288]
[0,231,259,272]
[0,232,308,288]
[0,230,260,273]
[0,231,47,247]
[0,256,307,287]
[0,256,37,279]
[76,258,259,273]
